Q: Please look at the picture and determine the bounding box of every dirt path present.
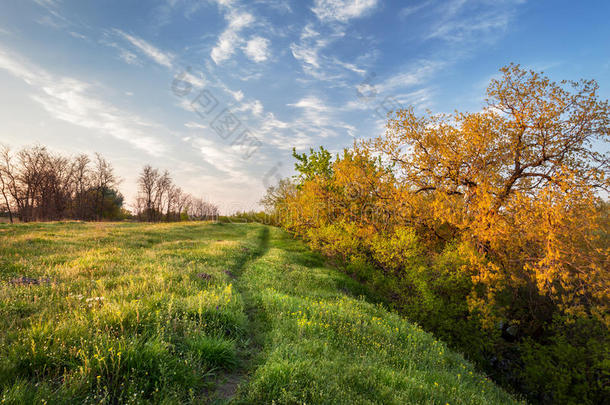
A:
[208,226,270,404]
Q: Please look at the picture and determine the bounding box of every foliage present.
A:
[291,146,333,186]
[263,64,610,404]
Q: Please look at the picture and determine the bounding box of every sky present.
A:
[0,0,609,213]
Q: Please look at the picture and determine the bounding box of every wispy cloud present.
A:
[32,0,71,30]
[290,24,363,82]
[290,25,326,69]
[287,95,326,110]
[0,47,168,156]
[236,99,264,115]
[211,8,255,64]
[425,0,523,43]
[376,60,444,94]
[311,0,379,23]
[68,31,87,40]
[114,29,174,68]
[32,0,60,7]
[398,1,432,19]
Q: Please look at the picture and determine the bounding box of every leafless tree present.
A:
[135,164,219,222]
[92,153,118,221]
[73,154,91,219]
[0,145,124,222]
[137,165,159,222]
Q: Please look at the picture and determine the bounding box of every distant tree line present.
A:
[0,145,123,223]
[133,165,219,222]
[0,144,219,223]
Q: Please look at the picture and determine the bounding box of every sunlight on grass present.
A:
[0,222,256,403]
[0,222,519,404]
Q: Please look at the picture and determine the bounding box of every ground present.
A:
[0,222,519,404]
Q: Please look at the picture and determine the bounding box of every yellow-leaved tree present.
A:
[265,64,609,403]
[371,64,609,330]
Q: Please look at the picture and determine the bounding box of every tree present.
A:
[260,178,296,226]
[134,164,218,222]
[154,170,172,221]
[73,154,91,219]
[92,153,118,221]
[372,64,609,327]
[265,64,610,403]
[292,146,333,186]
[0,145,14,223]
[137,165,159,222]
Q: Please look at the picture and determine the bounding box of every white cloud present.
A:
[244,36,270,62]
[311,0,378,22]
[332,57,365,75]
[0,47,168,156]
[376,60,443,94]
[288,96,325,111]
[68,31,87,40]
[398,1,432,19]
[183,69,207,88]
[289,24,365,82]
[210,10,255,64]
[425,0,523,43]
[33,0,60,7]
[119,49,140,65]
[189,136,258,183]
[114,29,174,68]
[236,99,264,116]
[231,89,244,101]
[185,121,207,129]
[290,41,321,69]
[32,0,72,30]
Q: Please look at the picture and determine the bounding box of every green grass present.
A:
[0,222,520,404]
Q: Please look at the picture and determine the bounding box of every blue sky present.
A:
[0,0,609,212]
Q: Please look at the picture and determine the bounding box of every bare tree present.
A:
[165,185,181,221]
[0,146,13,223]
[189,197,219,220]
[73,154,91,219]
[0,144,123,222]
[135,164,219,222]
[137,165,159,222]
[178,190,191,220]
[16,146,49,222]
[154,170,172,221]
[92,153,118,221]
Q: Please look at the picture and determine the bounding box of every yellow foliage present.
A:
[370,64,609,326]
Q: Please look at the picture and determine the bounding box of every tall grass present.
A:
[234,226,520,404]
[0,222,255,403]
[0,222,519,404]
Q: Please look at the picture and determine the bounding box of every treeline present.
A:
[0,145,124,222]
[133,165,218,222]
[263,65,609,404]
[0,145,219,223]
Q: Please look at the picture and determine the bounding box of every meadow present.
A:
[0,221,519,404]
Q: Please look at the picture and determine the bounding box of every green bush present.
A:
[307,222,367,264]
[519,315,609,404]
[306,227,610,404]
[369,227,422,273]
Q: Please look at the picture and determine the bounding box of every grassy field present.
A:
[0,222,519,404]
